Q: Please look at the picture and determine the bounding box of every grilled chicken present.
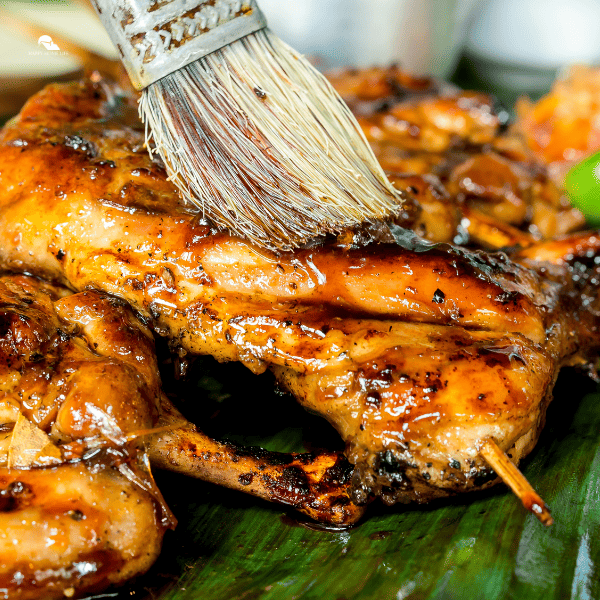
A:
[328,65,587,241]
[0,273,170,599]
[0,272,364,598]
[513,65,600,181]
[0,76,599,510]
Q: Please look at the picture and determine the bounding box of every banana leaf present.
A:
[113,358,600,600]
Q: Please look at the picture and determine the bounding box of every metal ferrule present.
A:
[90,0,267,90]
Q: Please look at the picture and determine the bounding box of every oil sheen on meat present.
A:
[0,76,599,507]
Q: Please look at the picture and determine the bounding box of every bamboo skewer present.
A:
[479,438,553,526]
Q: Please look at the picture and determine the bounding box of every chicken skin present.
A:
[0,273,170,599]
[328,65,587,242]
[0,271,365,598]
[0,76,599,509]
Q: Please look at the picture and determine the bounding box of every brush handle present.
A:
[90,0,267,89]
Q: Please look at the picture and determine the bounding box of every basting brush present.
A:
[89,0,405,249]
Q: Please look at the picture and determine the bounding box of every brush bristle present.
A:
[139,29,405,249]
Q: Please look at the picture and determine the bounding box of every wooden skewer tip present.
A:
[479,438,553,526]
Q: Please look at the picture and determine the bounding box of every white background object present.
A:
[258,0,482,76]
[0,0,116,77]
[466,0,600,69]
[465,0,600,93]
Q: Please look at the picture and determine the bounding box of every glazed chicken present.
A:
[328,65,588,242]
[0,272,364,597]
[0,75,599,513]
[0,273,171,599]
[514,65,600,182]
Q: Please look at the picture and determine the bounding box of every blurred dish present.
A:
[258,0,481,76]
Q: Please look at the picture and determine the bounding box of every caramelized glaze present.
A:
[0,77,599,509]
[0,273,170,599]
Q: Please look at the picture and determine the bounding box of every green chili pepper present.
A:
[565,151,600,227]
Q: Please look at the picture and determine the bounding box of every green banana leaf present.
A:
[113,358,600,600]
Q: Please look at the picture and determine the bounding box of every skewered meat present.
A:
[0,76,598,510]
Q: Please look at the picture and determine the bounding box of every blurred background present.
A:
[1,0,600,117]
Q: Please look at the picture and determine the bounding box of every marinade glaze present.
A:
[0,77,599,505]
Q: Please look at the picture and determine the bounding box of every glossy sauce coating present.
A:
[329,66,586,241]
[0,273,169,599]
[0,465,161,600]
[0,76,599,508]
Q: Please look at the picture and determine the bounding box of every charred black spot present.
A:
[321,457,354,486]
[7,481,29,496]
[329,495,351,507]
[449,459,461,469]
[54,328,70,342]
[69,509,85,521]
[432,289,445,303]
[0,481,34,512]
[366,391,381,407]
[238,473,253,486]
[375,450,406,483]
[106,295,128,308]
[494,291,520,305]
[0,313,13,338]
[63,134,97,158]
[56,249,66,261]
[279,466,311,498]
[377,366,394,384]
[473,468,497,487]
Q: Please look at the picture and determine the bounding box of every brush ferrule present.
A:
[90,0,267,89]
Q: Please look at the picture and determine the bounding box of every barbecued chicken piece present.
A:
[329,66,588,241]
[0,272,364,598]
[513,65,600,181]
[1,77,598,509]
[0,465,164,600]
[0,273,170,599]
